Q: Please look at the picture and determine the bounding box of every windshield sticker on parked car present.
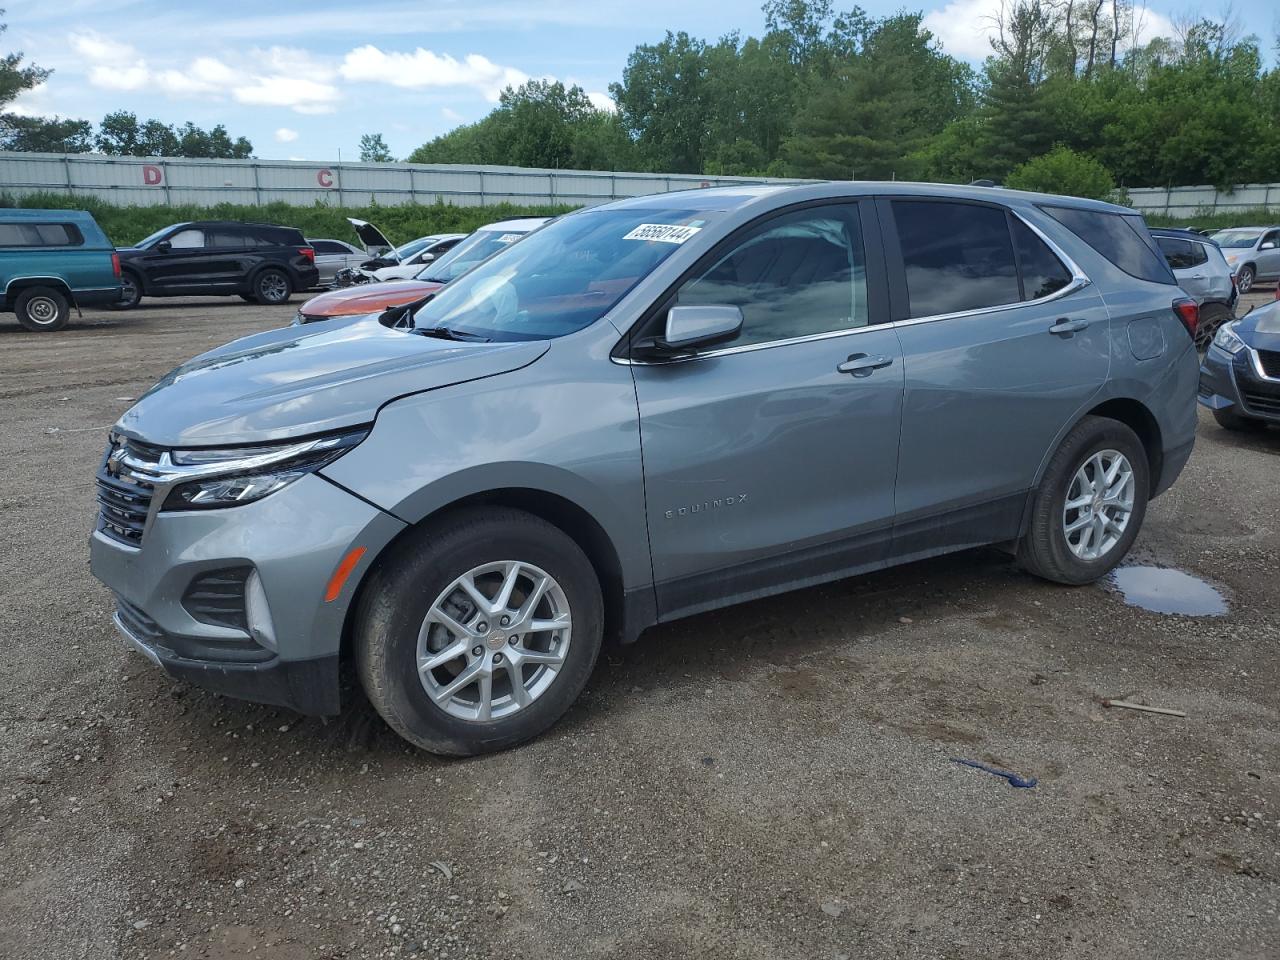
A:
[495,234,523,244]
[622,223,703,244]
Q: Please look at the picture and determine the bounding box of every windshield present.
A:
[1212,229,1263,248]
[390,236,434,262]
[416,228,532,283]
[134,225,183,249]
[411,208,717,342]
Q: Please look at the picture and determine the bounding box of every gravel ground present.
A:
[1,291,1278,960]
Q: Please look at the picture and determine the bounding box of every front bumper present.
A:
[1199,345,1280,423]
[90,472,406,714]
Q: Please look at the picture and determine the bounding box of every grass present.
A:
[0,192,578,247]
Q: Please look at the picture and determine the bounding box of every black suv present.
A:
[114,221,319,309]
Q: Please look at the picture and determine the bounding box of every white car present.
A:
[366,234,466,282]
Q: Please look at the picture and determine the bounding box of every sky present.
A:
[5,0,1276,162]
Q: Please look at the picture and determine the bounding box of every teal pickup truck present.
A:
[1,209,121,332]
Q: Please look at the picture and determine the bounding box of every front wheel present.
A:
[1236,265,1255,294]
[1018,416,1149,585]
[15,286,70,332]
[355,507,604,756]
[253,269,292,305]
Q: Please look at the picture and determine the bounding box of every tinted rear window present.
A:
[0,222,84,247]
[1155,236,1207,270]
[1043,207,1174,284]
[893,200,1020,317]
[1012,218,1072,299]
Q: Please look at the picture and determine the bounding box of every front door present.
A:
[629,201,904,621]
[1258,229,1280,281]
[881,198,1111,557]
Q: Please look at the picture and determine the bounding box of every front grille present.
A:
[95,438,161,546]
[1258,349,1280,379]
[182,567,251,630]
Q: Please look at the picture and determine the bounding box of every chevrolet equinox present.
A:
[90,183,1199,755]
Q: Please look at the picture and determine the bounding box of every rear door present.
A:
[881,197,1111,556]
[1156,236,1209,303]
[630,200,904,620]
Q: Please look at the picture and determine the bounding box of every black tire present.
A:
[355,507,604,756]
[1195,303,1232,353]
[1017,416,1149,585]
[1213,407,1266,432]
[253,268,292,305]
[109,271,142,310]
[14,286,70,332]
[1236,265,1255,294]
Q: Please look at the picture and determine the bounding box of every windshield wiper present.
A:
[416,325,491,343]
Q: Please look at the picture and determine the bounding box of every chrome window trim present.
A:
[615,207,1091,366]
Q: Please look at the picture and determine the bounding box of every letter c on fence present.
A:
[317,169,334,188]
[143,164,163,186]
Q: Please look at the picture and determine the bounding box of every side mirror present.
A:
[649,304,743,354]
[419,252,436,263]
[155,240,172,253]
[1260,241,1277,250]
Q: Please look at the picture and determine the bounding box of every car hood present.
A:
[300,280,444,318]
[1237,301,1280,351]
[115,316,549,447]
[347,217,393,255]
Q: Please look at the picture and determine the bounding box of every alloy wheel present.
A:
[1237,267,1254,294]
[1062,449,1135,561]
[260,273,289,303]
[416,560,572,722]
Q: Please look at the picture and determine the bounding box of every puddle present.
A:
[1106,565,1228,616]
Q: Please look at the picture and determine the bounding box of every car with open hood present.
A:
[91,183,1197,757]
[292,217,549,325]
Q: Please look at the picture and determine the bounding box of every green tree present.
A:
[95,111,252,159]
[359,132,394,162]
[610,31,712,173]
[0,114,92,152]
[1004,145,1115,198]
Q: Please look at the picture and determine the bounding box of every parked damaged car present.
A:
[91,183,1198,757]
[1199,299,1280,431]
[293,217,549,325]
[333,219,464,287]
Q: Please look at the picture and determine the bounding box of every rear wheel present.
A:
[1018,416,1149,585]
[253,269,292,305]
[355,507,604,756]
[1213,407,1266,432]
[14,286,70,332]
[1236,265,1255,294]
[1195,303,1232,352]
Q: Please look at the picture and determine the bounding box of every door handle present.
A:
[1048,318,1090,336]
[837,353,893,376]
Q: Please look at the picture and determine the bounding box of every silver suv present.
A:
[1151,228,1236,348]
[90,183,1200,756]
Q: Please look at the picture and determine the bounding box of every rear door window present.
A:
[1156,237,1197,270]
[312,240,346,254]
[1042,207,1174,284]
[1011,218,1072,300]
[209,229,248,249]
[892,200,1020,317]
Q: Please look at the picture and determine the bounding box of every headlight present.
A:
[1212,322,1247,355]
[161,429,367,510]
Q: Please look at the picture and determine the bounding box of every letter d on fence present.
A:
[142,164,163,186]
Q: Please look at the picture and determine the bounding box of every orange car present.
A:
[292,217,549,325]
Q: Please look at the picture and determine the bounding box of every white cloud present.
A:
[339,45,529,102]
[923,0,1177,62]
[586,91,616,113]
[441,107,464,122]
[275,127,299,143]
[69,32,340,113]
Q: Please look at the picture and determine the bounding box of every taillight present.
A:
[1172,297,1198,339]
[111,252,121,278]
[298,246,315,264]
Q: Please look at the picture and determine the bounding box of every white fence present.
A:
[1127,183,1280,217]
[0,152,799,208]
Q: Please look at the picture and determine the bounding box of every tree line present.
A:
[409,1,1280,197]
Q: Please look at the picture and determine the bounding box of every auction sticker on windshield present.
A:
[495,234,523,244]
[623,223,703,244]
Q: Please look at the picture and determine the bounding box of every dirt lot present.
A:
[1,292,1278,960]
